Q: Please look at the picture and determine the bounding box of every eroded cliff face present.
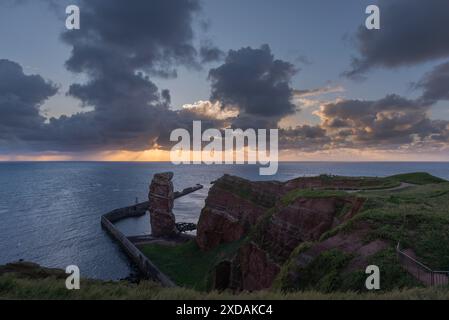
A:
[196,174,367,291]
[234,242,280,291]
[256,197,345,262]
[196,174,281,251]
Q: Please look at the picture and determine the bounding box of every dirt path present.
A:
[382,182,415,192]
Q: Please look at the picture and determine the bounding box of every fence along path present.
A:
[396,243,449,286]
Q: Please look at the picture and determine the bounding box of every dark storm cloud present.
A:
[1,0,228,153]
[415,61,449,104]
[346,0,449,77]
[279,125,331,151]
[0,60,57,151]
[55,0,205,151]
[62,0,201,77]
[200,40,225,63]
[209,45,298,128]
[3,0,449,155]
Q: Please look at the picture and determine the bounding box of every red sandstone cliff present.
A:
[196,174,280,251]
[195,174,368,291]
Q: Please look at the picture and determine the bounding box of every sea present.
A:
[1,162,448,280]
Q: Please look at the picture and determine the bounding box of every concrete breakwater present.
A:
[101,204,175,287]
[101,181,203,287]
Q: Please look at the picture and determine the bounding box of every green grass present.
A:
[296,172,446,191]
[315,174,401,190]
[139,240,243,291]
[334,248,422,293]
[350,178,400,190]
[343,183,449,269]
[274,249,353,292]
[215,176,278,208]
[2,272,449,300]
[281,189,348,206]
[272,176,449,293]
[389,172,447,185]
[367,248,421,290]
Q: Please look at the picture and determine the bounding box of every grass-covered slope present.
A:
[1,262,449,300]
[353,182,449,269]
[139,240,243,291]
[389,172,447,185]
[275,177,449,292]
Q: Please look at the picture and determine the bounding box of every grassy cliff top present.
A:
[280,172,446,203]
[307,172,445,189]
[388,172,447,185]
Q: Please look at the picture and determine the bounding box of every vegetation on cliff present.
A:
[1,262,449,300]
[139,239,244,291]
[275,177,449,292]
[146,172,449,293]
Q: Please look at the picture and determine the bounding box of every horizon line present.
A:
[1,160,449,163]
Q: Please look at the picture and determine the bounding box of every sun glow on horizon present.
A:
[1,147,449,162]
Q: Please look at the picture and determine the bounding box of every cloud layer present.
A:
[1,0,219,153]
[0,60,57,152]
[280,93,449,153]
[209,45,298,128]
[347,0,449,77]
[416,61,449,104]
[1,0,449,158]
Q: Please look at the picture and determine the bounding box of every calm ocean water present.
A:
[0,162,448,280]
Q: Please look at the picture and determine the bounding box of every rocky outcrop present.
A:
[258,197,366,262]
[258,197,343,262]
[196,175,280,251]
[225,197,365,291]
[148,172,178,238]
[197,174,369,291]
[233,242,281,291]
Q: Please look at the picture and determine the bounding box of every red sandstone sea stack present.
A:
[148,172,178,238]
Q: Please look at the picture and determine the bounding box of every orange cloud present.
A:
[2,147,448,162]
[96,149,171,162]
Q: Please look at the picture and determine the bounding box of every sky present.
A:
[0,0,449,161]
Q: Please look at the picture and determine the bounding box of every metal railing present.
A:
[396,243,449,286]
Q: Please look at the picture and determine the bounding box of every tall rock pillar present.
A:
[149,172,178,237]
